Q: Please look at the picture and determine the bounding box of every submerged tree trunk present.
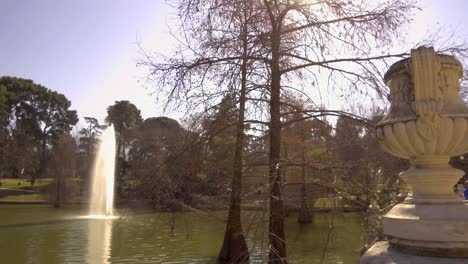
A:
[218,10,250,263]
[268,26,287,264]
[297,168,312,224]
[54,171,61,208]
[298,116,312,224]
[298,183,312,224]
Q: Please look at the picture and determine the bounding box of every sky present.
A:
[0,0,177,124]
[1,0,467,126]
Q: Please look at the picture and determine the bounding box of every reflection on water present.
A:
[0,205,365,264]
[87,219,113,264]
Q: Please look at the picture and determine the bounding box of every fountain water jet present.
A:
[88,124,117,218]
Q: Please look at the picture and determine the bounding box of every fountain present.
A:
[88,124,117,218]
[360,47,468,263]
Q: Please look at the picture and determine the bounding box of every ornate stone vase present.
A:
[375,47,468,257]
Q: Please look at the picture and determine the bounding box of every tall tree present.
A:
[143,0,418,262]
[334,116,368,207]
[76,117,103,194]
[106,100,142,198]
[334,114,407,209]
[78,117,102,155]
[141,0,267,261]
[255,1,416,261]
[50,133,77,208]
[0,76,78,184]
[280,96,333,224]
[201,96,238,195]
[218,3,250,257]
[0,85,11,178]
[127,116,202,208]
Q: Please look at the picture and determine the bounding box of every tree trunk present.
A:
[218,10,250,262]
[116,128,123,199]
[298,184,313,224]
[268,27,287,264]
[54,171,61,208]
[298,117,312,224]
[36,135,48,186]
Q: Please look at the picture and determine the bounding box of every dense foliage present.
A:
[0,77,78,184]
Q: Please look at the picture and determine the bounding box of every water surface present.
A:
[0,205,364,263]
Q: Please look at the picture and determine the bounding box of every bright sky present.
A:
[0,0,467,125]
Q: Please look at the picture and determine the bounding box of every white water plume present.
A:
[89,124,116,217]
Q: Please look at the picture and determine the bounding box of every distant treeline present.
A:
[0,76,420,212]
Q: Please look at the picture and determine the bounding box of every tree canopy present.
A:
[0,76,78,182]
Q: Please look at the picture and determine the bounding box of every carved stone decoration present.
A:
[411,46,443,141]
[375,46,468,257]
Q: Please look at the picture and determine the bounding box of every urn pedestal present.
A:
[364,47,468,261]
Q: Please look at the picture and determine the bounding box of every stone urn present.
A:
[375,47,468,257]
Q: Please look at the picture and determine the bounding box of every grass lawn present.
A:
[0,178,52,202]
[0,178,53,189]
[0,193,47,202]
[314,197,344,208]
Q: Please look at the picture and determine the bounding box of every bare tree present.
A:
[254,1,417,262]
[139,0,268,262]
[142,0,468,263]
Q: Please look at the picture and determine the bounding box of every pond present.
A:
[0,205,365,263]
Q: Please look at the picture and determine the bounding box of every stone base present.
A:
[383,203,468,257]
[359,241,468,264]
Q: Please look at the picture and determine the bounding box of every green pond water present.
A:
[0,205,365,263]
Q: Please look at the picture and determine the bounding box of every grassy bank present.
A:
[0,178,52,189]
[0,178,52,202]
